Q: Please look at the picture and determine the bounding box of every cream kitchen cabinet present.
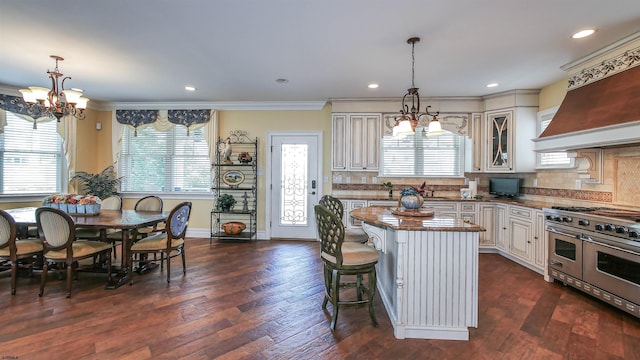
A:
[507,205,534,263]
[495,204,508,250]
[467,112,484,173]
[331,113,381,171]
[459,202,478,224]
[338,199,368,229]
[424,201,458,218]
[484,107,537,173]
[533,209,547,270]
[491,204,545,274]
[478,204,495,248]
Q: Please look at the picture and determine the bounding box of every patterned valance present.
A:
[115,109,158,127]
[116,109,211,136]
[0,94,50,120]
[167,109,211,127]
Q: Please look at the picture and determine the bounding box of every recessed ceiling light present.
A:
[70,87,84,92]
[368,83,379,89]
[184,86,196,91]
[275,78,289,84]
[486,83,499,88]
[571,29,596,39]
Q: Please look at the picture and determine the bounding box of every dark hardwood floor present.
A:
[1,238,640,359]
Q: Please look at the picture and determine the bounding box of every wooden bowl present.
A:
[221,221,246,235]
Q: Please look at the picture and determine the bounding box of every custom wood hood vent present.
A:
[533,32,640,152]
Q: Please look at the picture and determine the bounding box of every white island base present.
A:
[361,217,480,341]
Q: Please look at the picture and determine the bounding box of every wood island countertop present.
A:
[350,206,485,232]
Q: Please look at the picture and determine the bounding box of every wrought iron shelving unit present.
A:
[210,131,257,242]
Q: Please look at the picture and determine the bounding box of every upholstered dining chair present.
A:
[129,201,192,284]
[75,195,124,258]
[36,207,112,298]
[319,195,369,243]
[0,209,43,295]
[314,204,379,331]
[133,195,164,239]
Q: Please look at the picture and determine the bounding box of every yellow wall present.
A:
[538,78,567,111]
[74,105,332,232]
[217,105,333,230]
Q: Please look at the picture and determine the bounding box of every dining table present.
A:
[6,207,169,289]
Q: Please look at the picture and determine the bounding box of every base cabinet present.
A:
[495,204,508,250]
[533,210,547,270]
[478,204,495,247]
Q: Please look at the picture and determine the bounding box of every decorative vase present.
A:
[401,195,424,210]
[221,221,246,235]
[76,204,86,214]
[67,204,77,213]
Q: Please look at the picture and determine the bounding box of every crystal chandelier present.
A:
[393,37,443,138]
[19,55,89,121]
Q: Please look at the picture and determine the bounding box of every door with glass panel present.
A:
[270,134,320,239]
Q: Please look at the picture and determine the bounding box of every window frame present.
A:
[379,128,466,178]
[536,106,574,169]
[118,125,212,195]
[0,111,65,199]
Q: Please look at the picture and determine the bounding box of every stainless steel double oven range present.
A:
[545,206,640,317]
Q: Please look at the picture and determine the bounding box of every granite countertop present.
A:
[350,206,485,232]
[338,194,550,210]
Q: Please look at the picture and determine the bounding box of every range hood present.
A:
[534,33,640,152]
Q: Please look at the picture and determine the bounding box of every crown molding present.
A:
[104,101,327,111]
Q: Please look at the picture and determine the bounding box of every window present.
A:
[379,128,465,177]
[119,125,211,193]
[0,112,63,194]
[537,107,573,168]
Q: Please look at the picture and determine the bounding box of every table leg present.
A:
[105,229,131,289]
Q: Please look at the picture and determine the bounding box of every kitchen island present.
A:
[351,206,484,340]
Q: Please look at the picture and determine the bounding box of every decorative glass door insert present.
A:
[280,143,308,225]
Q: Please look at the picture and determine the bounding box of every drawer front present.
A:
[460,203,477,212]
[510,205,532,218]
[424,201,458,212]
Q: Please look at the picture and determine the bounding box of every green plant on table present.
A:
[71,165,122,200]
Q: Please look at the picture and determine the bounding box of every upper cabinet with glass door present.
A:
[484,107,537,173]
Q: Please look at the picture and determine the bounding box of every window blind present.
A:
[120,126,211,193]
[0,112,61,194]
[539,118,571,167]
[380,130,464,177]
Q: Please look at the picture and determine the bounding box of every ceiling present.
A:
[1,0,639,105]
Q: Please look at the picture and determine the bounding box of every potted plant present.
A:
[72,165,122,200]
[216,194,237,211]
[381,181,393,198]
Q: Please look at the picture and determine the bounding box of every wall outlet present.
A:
[346,176,351,184]
[575,179,582,189]
[533,179,538,188]
[361,176,367,184]
[323,176,329,183]
[372,177,378,184]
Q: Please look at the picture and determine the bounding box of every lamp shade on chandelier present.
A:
[19,55,89,121]
[393,37,443,137]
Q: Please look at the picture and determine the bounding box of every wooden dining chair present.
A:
[36,207,112,298]
[0,209,43,295]
[319,195,369,243]
[133,195,164,238]
[75,195,124,258]
[129,202,192,284]
[314,204,379,331]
